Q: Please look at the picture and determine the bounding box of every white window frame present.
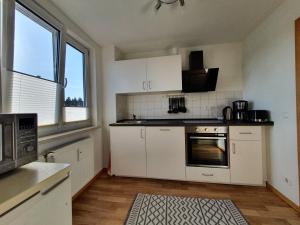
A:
[1,0,92,137]
[13,1,60,82]
[61,35,92,128]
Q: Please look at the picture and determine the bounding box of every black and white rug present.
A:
[125,193,249,225]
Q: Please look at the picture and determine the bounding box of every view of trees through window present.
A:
[64,97,84,107]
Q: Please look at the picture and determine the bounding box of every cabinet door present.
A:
[78,138,94,186]
[230,140,263,185]
[146,127,185,180]
[146,55,182,92]
[110,127,146,177]
[36,177,72,225]
[113,59,147,93]
[52,145,81,196]
[1,177,72,225]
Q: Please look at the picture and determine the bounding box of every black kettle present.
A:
[223,106,233,121]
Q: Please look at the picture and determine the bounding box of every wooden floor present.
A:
[72,173,300,225]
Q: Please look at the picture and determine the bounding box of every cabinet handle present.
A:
[143,81,147,90]
[148,81,152,90]
[202,173,214,177]
[160,128,170,131]
[140,128,145,139]
[77,148,80,161]
[232,143,236,154]
[239,132,252,135]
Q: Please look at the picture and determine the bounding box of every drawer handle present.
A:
[160,129,170,131]
[202,173,214,177]
[239,132,253,135]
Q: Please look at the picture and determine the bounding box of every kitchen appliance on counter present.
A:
[182,51,219,93]
[248,110,270,122]
[185,126,229,168]
[222,106,233,121]
[233,100,248,121]
[0,114,38,175]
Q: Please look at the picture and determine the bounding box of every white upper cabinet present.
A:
[113,55,182,93]
[146,55,182,92]
[113,58,147,93]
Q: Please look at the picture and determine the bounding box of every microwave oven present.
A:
[0,114,38,175]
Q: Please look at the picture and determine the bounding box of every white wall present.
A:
[243,0,300,206]
[102,42,244,167]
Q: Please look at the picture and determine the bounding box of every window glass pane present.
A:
[13,5,58,81]
[64,44,85,107]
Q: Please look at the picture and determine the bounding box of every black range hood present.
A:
[182,51,219,93]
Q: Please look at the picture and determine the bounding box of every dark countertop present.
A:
[109,119,274,127]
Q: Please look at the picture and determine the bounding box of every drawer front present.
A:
[186,167,230,183]
[229,126,262,141]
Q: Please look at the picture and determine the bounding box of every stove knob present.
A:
[204,128,208,132]
[214,128,218,132]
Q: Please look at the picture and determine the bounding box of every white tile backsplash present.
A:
[116,91,243,121]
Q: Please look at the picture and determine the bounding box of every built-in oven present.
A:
[186,126,229,168]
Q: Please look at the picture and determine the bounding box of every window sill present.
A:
[38,126,100,144]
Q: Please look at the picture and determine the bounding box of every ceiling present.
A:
[50,0,284,53]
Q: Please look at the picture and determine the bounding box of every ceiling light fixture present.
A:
[155,0,185,11]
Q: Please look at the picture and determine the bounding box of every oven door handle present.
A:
[189,136,227,140]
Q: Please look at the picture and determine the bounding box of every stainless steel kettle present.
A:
[223,106,233,121]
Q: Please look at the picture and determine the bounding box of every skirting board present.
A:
[266,182,300,213]
[72,168,107,201]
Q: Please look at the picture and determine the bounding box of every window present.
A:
[2,0,91,133]
[63,41,89,122]
[13,2,59,81]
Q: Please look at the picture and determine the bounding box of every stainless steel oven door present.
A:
[186,135,229,168]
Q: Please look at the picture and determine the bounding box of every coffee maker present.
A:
[232,100,248,121]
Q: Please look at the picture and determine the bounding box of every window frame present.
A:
[1,0,93,136]
[13,1,60,82]
[61,34,92,126]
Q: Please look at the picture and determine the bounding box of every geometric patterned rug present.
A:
[125,193,249,225]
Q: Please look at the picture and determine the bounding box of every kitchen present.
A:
[1,0,300,225]
[109,49,273,187]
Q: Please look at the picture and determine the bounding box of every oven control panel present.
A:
[186,126,228,134]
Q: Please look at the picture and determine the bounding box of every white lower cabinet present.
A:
[186,167,230,183]
[110,126,267,186]
[0,177,72,225]
[110,126,185,180]
[110,127,147,177]
[146,127,185,180]
[48,138,94,196]
[230,140,263,185]
[229,126,265,186]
